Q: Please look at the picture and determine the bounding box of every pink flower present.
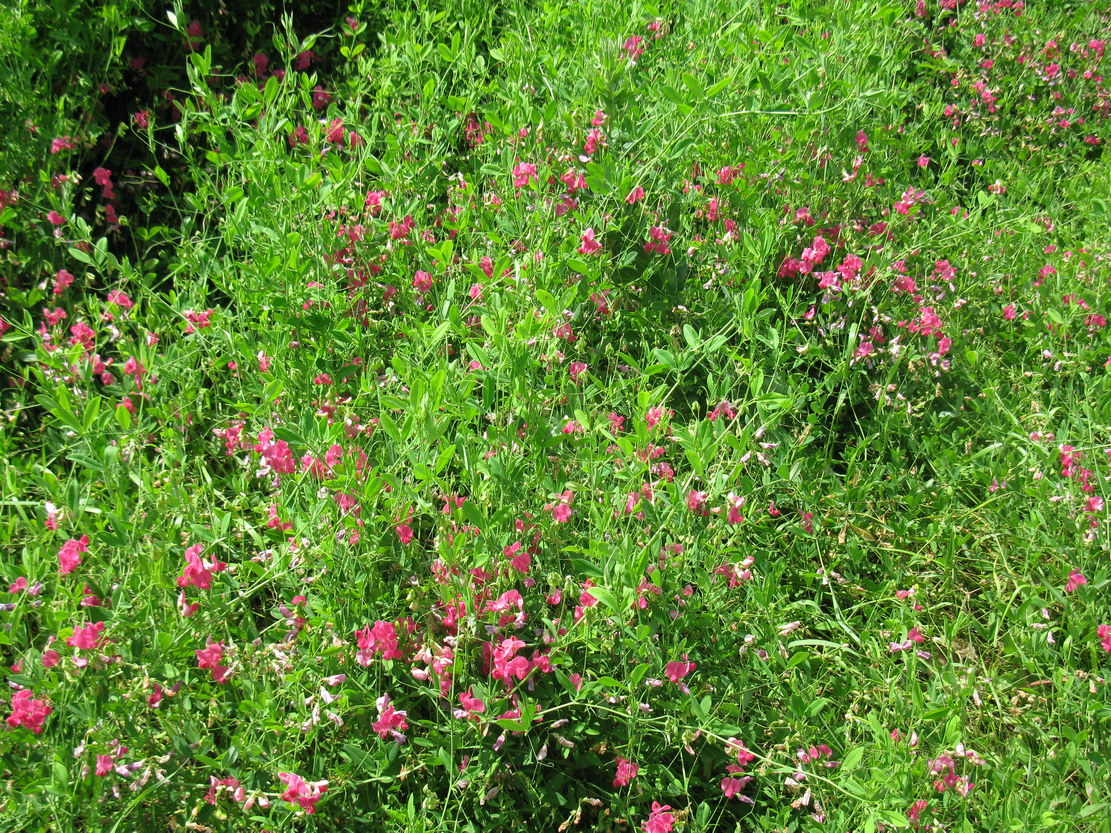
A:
[277,772,328,814]
[490,636,530,681]
[583,128,606,155]
[325,118,346,144]
[41,650,61,669]
[196,641,232,684]
[53,269,74,295]
[569,361,588,383]
[687,490,707,514]
[105,290,134,311]
[195,641,223,669]
[1065,570,1087,593]
[1098,624,1111,652]
[372,693,408,741]
[95,754,115,776]
[66,621,105,650]
[412,270,432,293]
[644,225,671,255]
[58,535,89,575]
[46,210,66,226]
[614,756,640,787]
[6,689,52,734]
[625,186,646,204]
[725,493,745,525]
[622,35,645,62]
[512,162,538,189]
[504,542,531,573]
[355,621,403,664]
[578,228,602,255]
[548,489,574,522]
[642,802,675,833]
[665,657,696,683]
[395,524,414,544]
[721,775,754,801]
[726,738,757,767]
[177,544,227,590]
[908,799,928,824]
[182,308,214,333]
[457,688,485,716]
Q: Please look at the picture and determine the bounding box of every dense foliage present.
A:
[1,0,1110,830]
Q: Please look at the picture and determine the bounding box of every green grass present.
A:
[0,0,1110,830]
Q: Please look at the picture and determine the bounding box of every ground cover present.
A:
[1,0,1110,830]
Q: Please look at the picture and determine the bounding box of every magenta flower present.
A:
[512,162,538,189]
[177,544,227,590]
[371,693,408,741]
[721,775,754,801]
[66,621,105,650]
[1099,625,1111,652]
[614,756,640,787]
[58,535,89,575]
[725,493,745,525]
[548,489,574,522]
[325,118,346,145]
[277,772,327,814]
[6,689,52,734]
[665,657,696,684]
[95,754,115,776]
[725,737,757,767]
[355,620,403,665]
[1064,570,1087,593]
[578,228,602,255]
[642,802,674,833]
[456,688,485,717]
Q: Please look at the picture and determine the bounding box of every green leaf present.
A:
[584,585,620,614]
[683,324,699,349]
[68,246,93,265]
[682,72,705,101]
[840,745,864,772]
[874,810,910,828]
[536,288,559,314]
[433,444,456,476]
